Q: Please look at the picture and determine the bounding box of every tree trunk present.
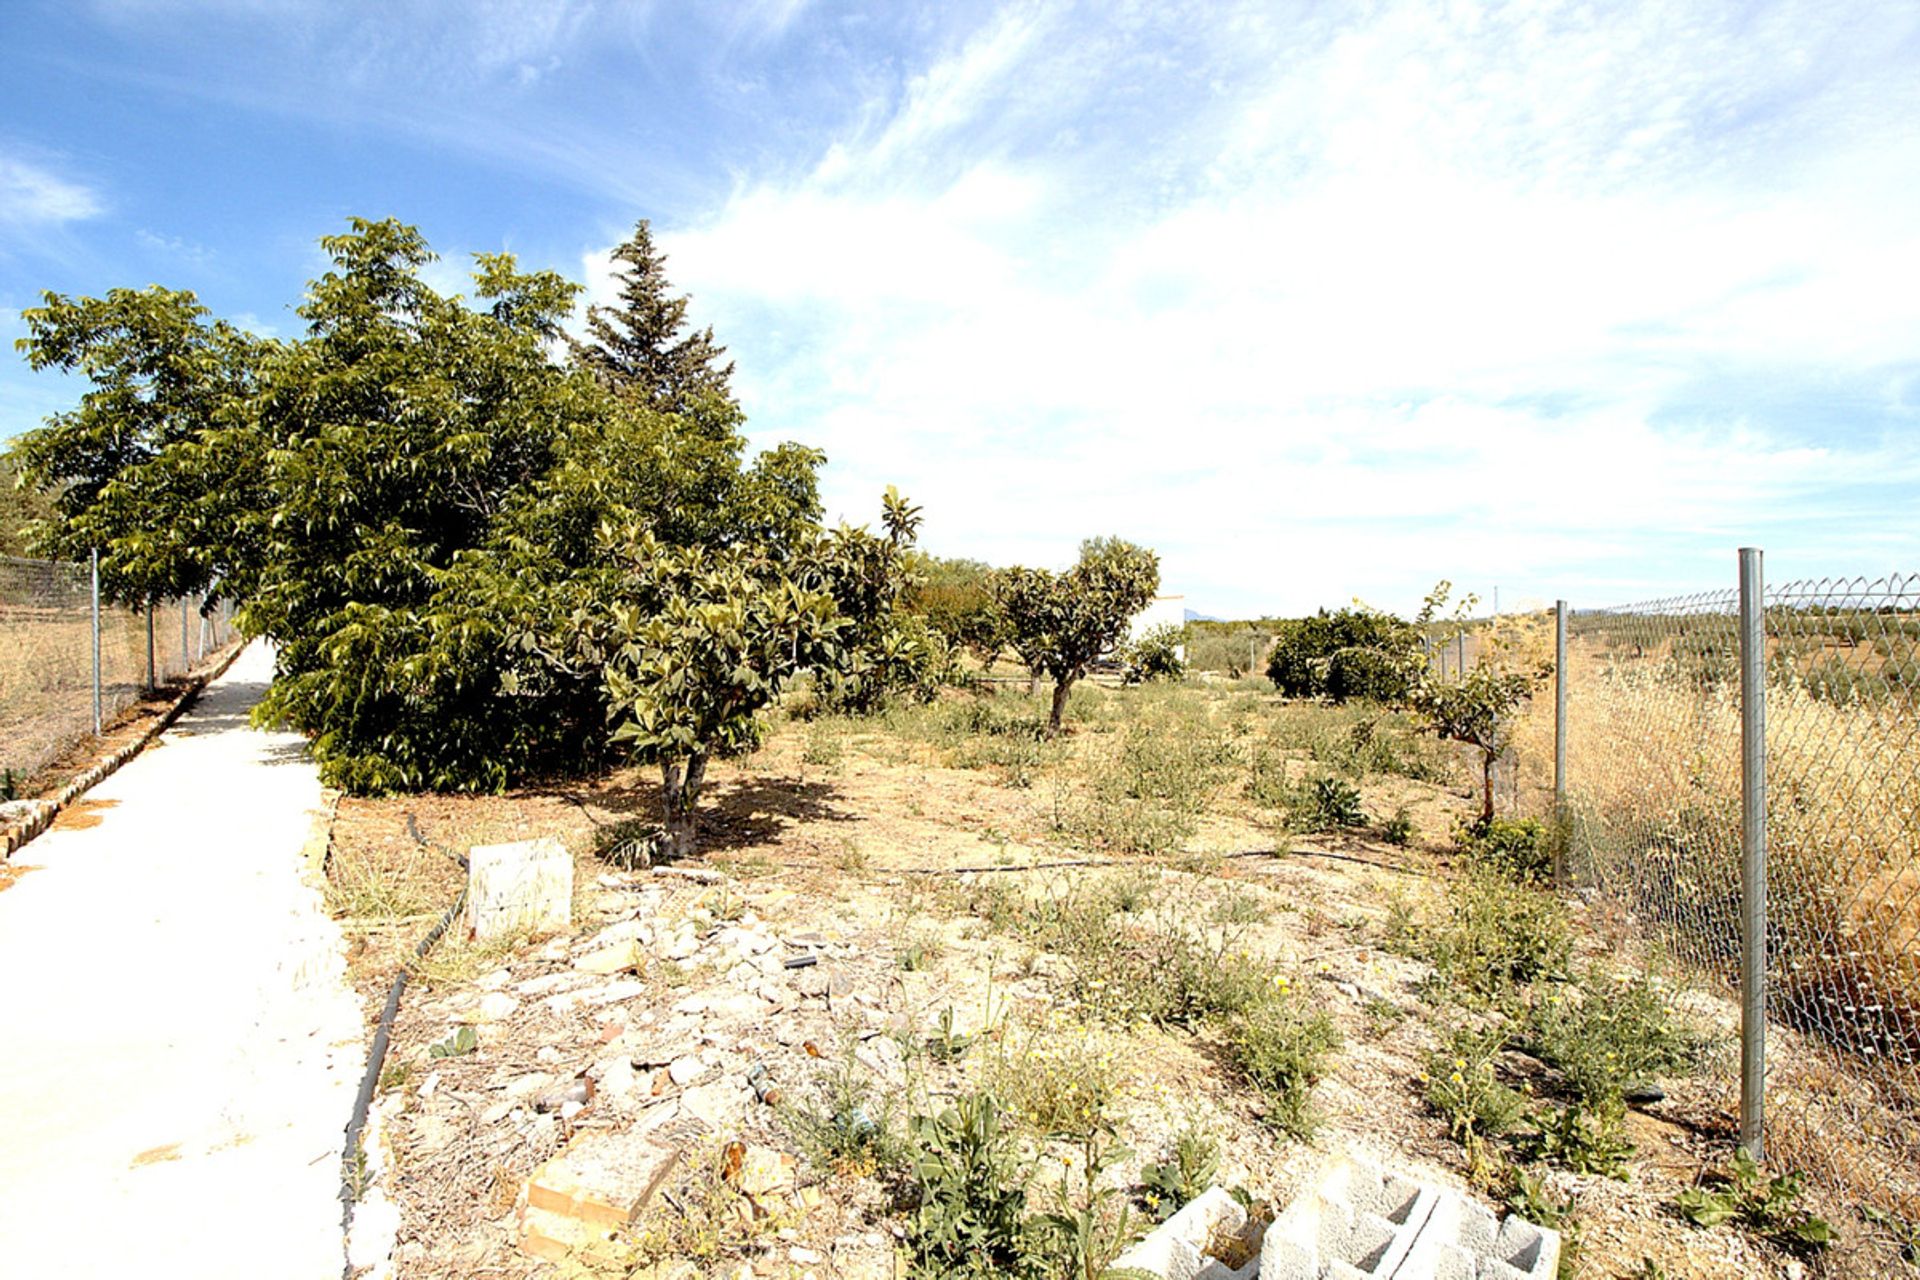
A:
[1028,667,1044,697]
[659,753,709,859]
[1047,678,1073,736]
[1479,751,1496,827]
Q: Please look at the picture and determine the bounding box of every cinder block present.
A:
[1113,1186,1250,1280]
[523,1131,680,1230]
[468,837,572,940]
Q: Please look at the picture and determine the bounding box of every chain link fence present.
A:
[0,554,239,787]
[1541,566,1920,1223]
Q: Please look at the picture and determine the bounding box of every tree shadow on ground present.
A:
[549,773,854,858]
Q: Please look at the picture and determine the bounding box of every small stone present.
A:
[668,1055,705,1086]
[476,967,512,991]
[473,991,520,1022]
[574,945,641,976]
[789,1245,823,1265]
[537,1046,563,1065]
[680,1080,744,1129]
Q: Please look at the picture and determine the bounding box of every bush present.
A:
[1136,1119,1221,1222]
[1265,608,1422,702]
[906,1092,1039,1278]
[1289,775,1368,831]
[1225,991,1343,1139]
[1523,972,1712,1107]
[1673,1152,1834,1254]
[1456,817,1552,884]
[1121,622,1188,684]
[1424,1023,1528,1145]
[1424,871,1572,1001]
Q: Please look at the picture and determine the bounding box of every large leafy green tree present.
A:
[906,553,1006,667]
[602,532,844,857]
[9,285,267,603]
[0,454,57,558]
[991,537,1159,735]
[570,219,735,416]
[1264,606,1424,702]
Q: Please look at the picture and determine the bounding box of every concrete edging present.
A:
[1,640,251,860]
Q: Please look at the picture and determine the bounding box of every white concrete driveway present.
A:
[0,642,364,1279]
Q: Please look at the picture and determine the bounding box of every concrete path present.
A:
[0,642,365,1279]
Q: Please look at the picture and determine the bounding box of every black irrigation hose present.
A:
[338,814,469,1279]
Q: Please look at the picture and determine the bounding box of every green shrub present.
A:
[1381,805,1415,847]
[1523,972,1711,1107]
[1673,1152,1834,1253]
[906,1091,1039,1278]
[1136,1119,1220,1222]
[1265,609,1422,702]
[1424,1023,1528,1145]
[1455,817,1552,884]
[1225,992,1343,1139]
[1514,1100,1634,1179]
[1424,871,1572,1001]
[1121,623,1188,684]
[1290,775,1367,831]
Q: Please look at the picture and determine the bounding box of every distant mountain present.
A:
[1184,608,1220,622]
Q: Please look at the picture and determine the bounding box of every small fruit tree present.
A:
[601,532,844,858]
[1405,584,1543,827]
[991,537,1159,735]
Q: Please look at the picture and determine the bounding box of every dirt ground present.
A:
[327,684,1894,1280]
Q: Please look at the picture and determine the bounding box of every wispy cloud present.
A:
[0,155,104,228]
[634,0,1920,613]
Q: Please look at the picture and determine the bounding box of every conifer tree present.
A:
[571,219,735,415]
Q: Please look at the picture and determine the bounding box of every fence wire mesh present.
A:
[1554,573,1920,1219]
[0,554,239,785]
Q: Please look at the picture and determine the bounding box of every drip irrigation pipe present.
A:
[338,814,469,1279]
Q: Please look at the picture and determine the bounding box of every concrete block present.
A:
[1112,1186,1249,1280]
[523,1130,680,1230]
[468,837,572,940]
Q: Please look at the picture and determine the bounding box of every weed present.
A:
[1381,804,1415,847]
[1522,971,1711,1108]
[1136,1118,1221,1222]
[1455,817,1552,884]
[989,1022,1120,1140]
[780,1046,905,1178]
[1030,1122,1147,1280]
[1424,1023,1528,1146]
[1225,989,1342,1140]
[835,836,869,872]
[905,1091,1038,1278]
[1514,1100,1635,1179]
[1672,1152,1833,1254]
[628,1138,800,1266]
[1422,870,1571,1001]
[591,817,660,871]
[802,719,847,768]
[428,1024,478,1059]
[1504,1165,1581,1280]
[1362,996,1408,1038]
[925,1005,974,1063]
[1289,775,1367,831]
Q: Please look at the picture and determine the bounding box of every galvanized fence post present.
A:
[145,598,156,693]
[90,549,102,734]
[1455,631,1465,675]
[1554,599,1568,879]
[1738,547,1767,1161]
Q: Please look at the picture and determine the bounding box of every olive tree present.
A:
[991,537,1159,735]
[602,532,844,858]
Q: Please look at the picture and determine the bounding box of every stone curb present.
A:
[1,639,249,860]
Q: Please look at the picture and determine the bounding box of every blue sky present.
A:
[3,0,1917,617]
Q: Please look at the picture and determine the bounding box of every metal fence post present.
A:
[90,549,102,735]
[1554,600,1568,808]
[1456,631,1465,675]
[180,596,189,672]
[1738,546,1768,1161]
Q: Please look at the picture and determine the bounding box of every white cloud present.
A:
[0,157,104,228]
[580,0,1920,613]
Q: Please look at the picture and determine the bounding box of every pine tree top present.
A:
[570,219,736,415]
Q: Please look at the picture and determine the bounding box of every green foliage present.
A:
[602,532,845,855]
[1136,1121,1221,1222]
[1423,871,1572,1001]
[780,1045,905,1178]
[1029,1123,1151,1280]
[992,538,1159,734]
[1514,1100,1634,1179]
[1456,817,1552,883]
[1224,991,1343,1139]
[0,454,58,558]
[569,218,734,414]
[428,1025,478,1058]
[907,553,1006,666]
[1523,973,1711,1108]
[1120,623,1187,684]
[1672,1152,1834,1253]
[1424,1023,1528,1145]
[1409,658,1539,825]
[1264,608,1422,702]
[1289,775,1368,831]
[906,1092,1039,1279]
[11,283,267,602]
[1382,805,1416,846]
